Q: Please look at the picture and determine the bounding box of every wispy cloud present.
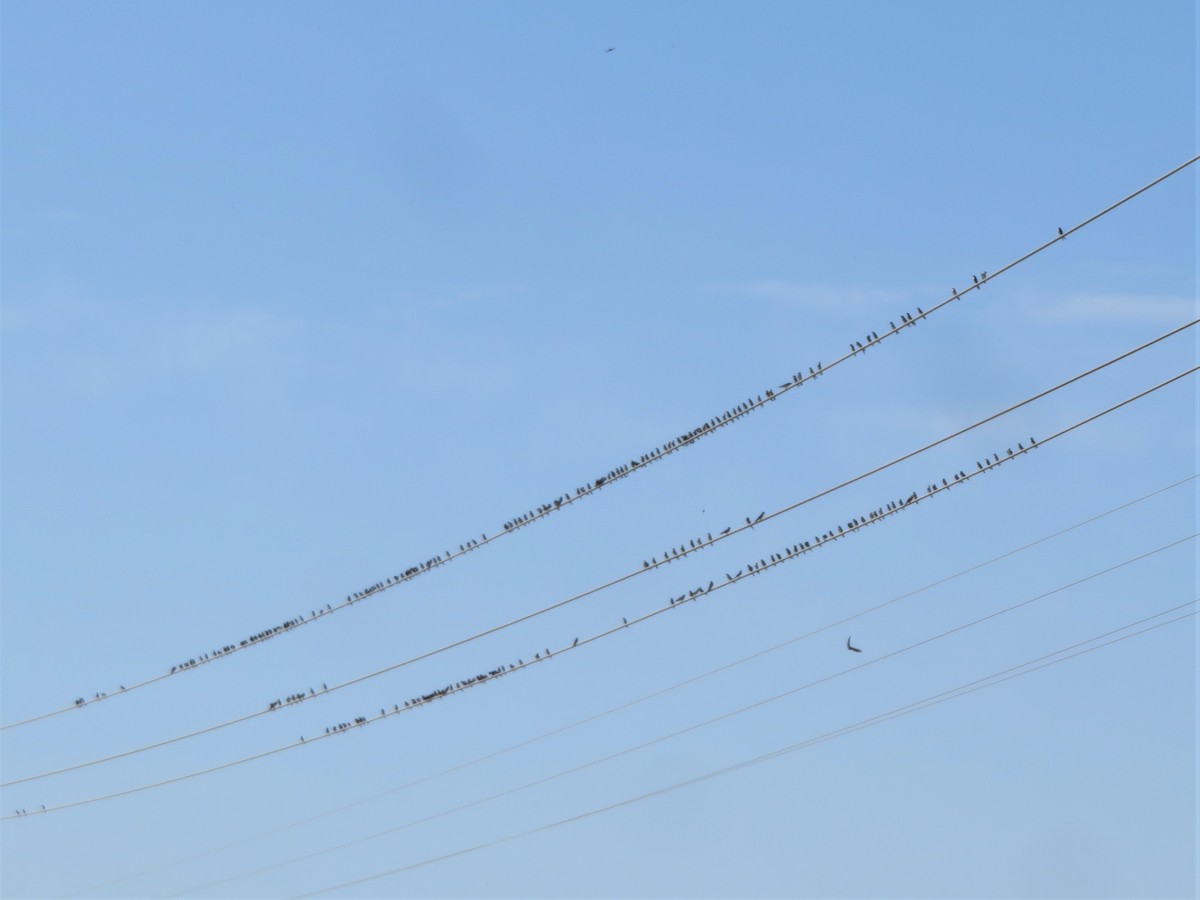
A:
[1015,290,1197,326]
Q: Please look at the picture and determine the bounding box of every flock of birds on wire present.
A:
[52,262,1021,722]
[185,436,1041,760]
[6,209,1097,825]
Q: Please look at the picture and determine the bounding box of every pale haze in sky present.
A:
[2,2,1197,898]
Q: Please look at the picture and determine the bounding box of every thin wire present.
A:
[9,154,1195,732]
[6,356,1196,791]
[299,603,1199,897]
[61,475,1196,899]
[167,589,1198,898]
[5,430,1195,818]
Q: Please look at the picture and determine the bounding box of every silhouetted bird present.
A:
[1058,226,1064,237]
[847,637,862,653]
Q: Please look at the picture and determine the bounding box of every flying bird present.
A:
[847,637,862,653]
[606,47,615,52]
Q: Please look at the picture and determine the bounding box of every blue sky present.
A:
[2,2,1197,897]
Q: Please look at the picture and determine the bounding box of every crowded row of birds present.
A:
[309,653,556,742]
[49,279,1007,717]
[260,439,1042,745]
[642,439,1039,591]
[8,430,1048,820]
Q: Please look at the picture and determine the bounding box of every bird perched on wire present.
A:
[847,637,862,653]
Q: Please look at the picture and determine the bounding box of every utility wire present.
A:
[4,399,1195,816]
[298,601,1199,897]
[5,354,1195,791]
[5,316,1195,756]
[8,154,1195,732]
[168,589,1198,897]
[60,475,1196,900]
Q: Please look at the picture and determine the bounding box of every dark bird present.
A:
[1058,226,1064,237]
[952,288,958,298]
[573,637,579,646]
[606,47,615,52]
[847,637,862,653]
[755,511,765,523]
[972,275,979,286]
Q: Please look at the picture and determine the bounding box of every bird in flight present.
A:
[846,637,862,653]
[606,47,615,52]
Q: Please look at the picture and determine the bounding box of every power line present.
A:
[60,475,1195,899]
[9,156,1194,731]
[297,601,1200,897]
[4,318,1194,745]
[5,357,1194,791]
[166,585,1197,897]
[5,493,1194,817]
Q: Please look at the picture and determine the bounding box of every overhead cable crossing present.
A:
[8,156,1195,730]
[60,475,1196,899]
[4,364,1194,812]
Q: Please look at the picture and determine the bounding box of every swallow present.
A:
[1058,226,1064,237]
[847,637,862,653]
